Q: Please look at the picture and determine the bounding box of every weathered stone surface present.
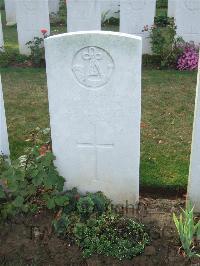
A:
[120,0,156,54]
[175,0,200,44]
[168,0,177,17]
[188,61,200,212]
[48,0,60,14]
[67,0,101,32]
[0,75,10,156]
[45,31,142,205]
[4,0,16,26]
[16,0,50,55]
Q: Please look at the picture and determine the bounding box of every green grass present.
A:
[1,68,197,189]
[0,5,197,190]
[141,70,196,188]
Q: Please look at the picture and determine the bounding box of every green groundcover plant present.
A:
[74,214,150,260]
[0,128,150,260]
[173,203,200,258]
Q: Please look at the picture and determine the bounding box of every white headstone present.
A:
[4,0,16,26]
[175,0,200,44]
[0,75,10,157]
[168,0,177,17]
[188,62,200,212]
[101,0,120,20]
[16,0,50,55]
[120,0,156,54]
[0,13,4,51]
[48,0,60,14]
[45,31,142,205]
[67,0,101,32]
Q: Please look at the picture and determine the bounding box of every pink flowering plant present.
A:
[26,28,49,67]
[177,42,199,71]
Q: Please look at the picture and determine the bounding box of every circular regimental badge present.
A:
[184,0,200,11]
[130,0,146,10]
[72,46,115,89]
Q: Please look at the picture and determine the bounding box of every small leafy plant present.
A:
[173,203,200,258]
[74,213,150,259]
[26,29,48,67]
[0,127,68,219]
[0,127,150,261]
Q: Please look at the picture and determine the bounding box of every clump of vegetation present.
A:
[156,0,168,9]
[0,127,149,261]
[58,0,67,25]
[177,42,199,71]
[26,37,45,67]
[149,19,184,68]
[26,29,48,67]
[173,203,200,258]
[74,214,150,259]
[50,0,67,26]
[154,15,170,27]
[0,128,67,218]
[0,48,28,67]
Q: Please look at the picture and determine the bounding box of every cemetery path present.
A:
[0,197,199,266]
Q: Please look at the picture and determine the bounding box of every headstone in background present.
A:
[175,0,200,44]
[101,0,120,21]
[16,0,50,55]
[0,75,10,157]
[168,0,176,17]
[67,0,101,32]
[120,0,156,54]
[4,0,16,26]
[45,31,142,205]
[0,13,4,51]
[48,0,60,15]
[188,61,200,212]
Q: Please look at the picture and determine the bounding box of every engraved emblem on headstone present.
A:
[184,0,200,11]
[130,0,146,10]
[72,46,114,88]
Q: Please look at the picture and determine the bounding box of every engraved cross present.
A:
[77,125,114,181]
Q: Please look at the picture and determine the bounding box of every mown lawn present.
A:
[1,68,197,189]
[0,5,197,190]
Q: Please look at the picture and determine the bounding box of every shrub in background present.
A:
[156,0,168,9]
[177,42,199,71]
[154,15,170,28]
[149,19,184,68]
[26,29,48,67]
[0,0,4,10]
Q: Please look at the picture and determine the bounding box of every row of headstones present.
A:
[4,0,120,26]
[1,0,156,55]
[2,1,200,56]
[1,30,200,211]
